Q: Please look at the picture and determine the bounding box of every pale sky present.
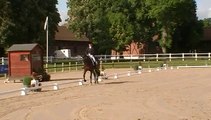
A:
[57,0,211,25]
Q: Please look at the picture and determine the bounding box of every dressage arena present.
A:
[0,67,211,120]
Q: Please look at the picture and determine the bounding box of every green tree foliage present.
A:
[202,18,211,27]
[171,20,203,52]
[67,0,112,54]
[0,0,61,48]
[145,0,198,53]
[67,0,200,54]
[67,0,154,54]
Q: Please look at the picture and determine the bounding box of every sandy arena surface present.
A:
[0,68,211,120]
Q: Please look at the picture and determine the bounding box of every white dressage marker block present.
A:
[21,88,27,96]
[53,83,59,90]
[98,76,102,82]
[4,78,10,83]
[78,80,83,86]
[138,70,142,74]
[114,73,118,79]
[148,69,152,72]
[127,71,131,76]
[171,66,173,69]
[156,68,160,71]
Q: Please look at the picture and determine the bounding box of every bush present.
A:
[22,76,33,87]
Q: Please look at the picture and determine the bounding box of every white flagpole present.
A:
[44,16,49,63]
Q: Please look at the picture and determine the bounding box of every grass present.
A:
[43,58,211,73]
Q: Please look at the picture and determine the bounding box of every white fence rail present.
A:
[96,53,211,61]
[1,53,211,74]
[1,53,211,65]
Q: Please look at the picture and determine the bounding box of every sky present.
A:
[57,0,211,25]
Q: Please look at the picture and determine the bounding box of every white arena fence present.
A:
[1,53,211,64]
[1,52,211,74]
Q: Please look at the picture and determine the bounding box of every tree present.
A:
[67,0,200,54]
[67,0,112,54]
[145,0,198,53]
[67,0,155,54]
[202,18,211,27]
[171,20,203,52]
[0,0,61,49]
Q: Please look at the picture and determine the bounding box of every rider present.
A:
[85,42,97,66]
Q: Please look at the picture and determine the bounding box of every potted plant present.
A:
[22,76,33,88]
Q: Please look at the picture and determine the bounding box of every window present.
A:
[20,54,29,61]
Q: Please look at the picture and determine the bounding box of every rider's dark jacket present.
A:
[85,47,95,55]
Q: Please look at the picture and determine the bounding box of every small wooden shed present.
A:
[7,43,44,77]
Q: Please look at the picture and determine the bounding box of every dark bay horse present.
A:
[83,55,100,84]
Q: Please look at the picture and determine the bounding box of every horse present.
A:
[83,55,100,84]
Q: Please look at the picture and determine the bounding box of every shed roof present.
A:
[7,43,40,52]
[55,26,89,42]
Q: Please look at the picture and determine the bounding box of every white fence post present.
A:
[143,54,146,61]
[54,63,57,72]
[62,63,64,72]
[45,64,48,72]
[195,53,198,61]
[182,53,184,61]
[156,54,158,61]
[169,53,172,61]
[75,62,78,71]
[208,53,210,61]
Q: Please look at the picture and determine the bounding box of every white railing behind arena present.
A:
[96,52,211,61]
[1,53,211,64]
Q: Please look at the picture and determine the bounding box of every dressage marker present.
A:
[114,73,118,79]
[21,88,27,96]
[53,83,59,90]
[78,80,83,86]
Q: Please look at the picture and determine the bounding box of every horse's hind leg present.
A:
[94,70,99,84]
[83,69,87,82]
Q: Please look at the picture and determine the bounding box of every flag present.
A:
[44,16,48,30]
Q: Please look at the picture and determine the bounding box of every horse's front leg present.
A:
[83,69,87,82]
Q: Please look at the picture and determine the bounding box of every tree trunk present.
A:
[161,27,168,53]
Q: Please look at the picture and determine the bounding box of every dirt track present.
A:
[0,68,211,120]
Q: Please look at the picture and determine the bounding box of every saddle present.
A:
[87,55,97,67]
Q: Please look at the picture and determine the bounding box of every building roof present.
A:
[203,27,211,41]
[55,26,89,42]
[7,43,40,52]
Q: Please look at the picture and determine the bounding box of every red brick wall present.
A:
[112,41,146,56]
